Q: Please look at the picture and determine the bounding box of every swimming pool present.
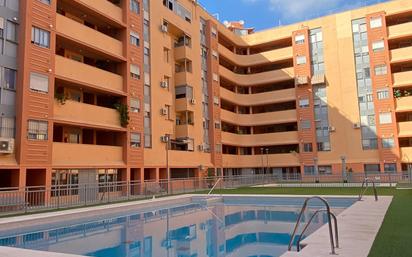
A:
[0,196,356,257]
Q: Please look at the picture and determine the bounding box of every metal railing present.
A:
[288,197,337,254]
[296,209,339,252]
[0,172,408,217]
[358,177,378,201]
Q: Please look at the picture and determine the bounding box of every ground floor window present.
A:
[384,163,397,173]
[51,169,79,196]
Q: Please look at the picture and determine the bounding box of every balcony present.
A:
[393,70,412,88]
[388,21,412,40]
[220,87,295,106]
[174,45,192,61]
[175,98,195,112]
[222,153,299,168]
[398,121,412,137]
[401,147,412,162]
[53,100,123,130]
[221,131,299,147]
[220,109,297,126]
[75,0,123,25]
[175,72,194,86]
[218,44,293,67]
[396,95,412,112]
[55,55,124,94]
[175,124,194,138]
[391,46,412,64]
[52,143,124,167]
[219,66,294,86]
[56,14,124,59]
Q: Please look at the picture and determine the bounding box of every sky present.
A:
[199,0,391,31]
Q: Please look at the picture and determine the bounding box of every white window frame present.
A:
[30,72,49,93]
[379,112,392,124]
[372,40,385,52]
[377,88,389,100]
[299,98,310,108]
[130,98,140,113]
[374,64,387,76]
[295,34,305,44]
[296,56,307,65]
[130,64,140,79]
[370,17,382,29]
[130,133,141,148]
[130,31,140,47]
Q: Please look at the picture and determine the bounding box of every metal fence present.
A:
[0,173,410,217]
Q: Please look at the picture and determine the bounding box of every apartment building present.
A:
[0,0,412,194]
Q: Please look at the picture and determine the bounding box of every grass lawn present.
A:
[205,186,411,257]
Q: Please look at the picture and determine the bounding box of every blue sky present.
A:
[199,0,391,31]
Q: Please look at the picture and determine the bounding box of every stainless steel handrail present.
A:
[207,178,222,195]
[358,177,378,201]
[296,209,339,252]
[288,196,336,254]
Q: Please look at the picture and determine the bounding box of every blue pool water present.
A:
[0,197,356,257]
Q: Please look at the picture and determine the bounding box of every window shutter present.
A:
[131,64,140,75]
[0,17,4,29]
[30,72,49,92]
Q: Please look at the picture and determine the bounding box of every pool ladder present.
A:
[358,177,378,201]
[288,196,339,254]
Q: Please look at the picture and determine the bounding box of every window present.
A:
[299,99,310,108]
[364,164,380,174]
[130,98,140,113]
[130,0,140,14]
[370,17,382,29]
[131,133,141,148]
[175,85,193,99]
[215,121,221,129]
[3,68,16,90]
[362,138,378,150]
[215,143,222,153]
[301,120,311,129]
[377,89,389,100]
[317,142,331,151]
[163,48,170,63]
[295,34,305,44]
[319,166,332,175]
[27,120,48,140]
[374,64,387,75]
[130,31,140,47]
[296,56,307,65]
[211,27,217,38]
[384,163,397,173]
[304,166,315,175]
[30,72,49,93]
[382,137,394,148]
[212,50,218,59]
[6,21,17,42]
[303,143,313,152]
[212,73,219,82]
[379,112,392,124]
[31,26,50,48]
[372,40,384,52]
[130,64,140,79]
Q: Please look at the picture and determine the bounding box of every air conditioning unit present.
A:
[160,108,168,116]
[198,144,204,151]
[328,126,336,132]
[0,138,14,154]
[160,136,169,143]
[190,98,196,105]
[160,24,168,33]
[353,122,361,129]
[160,81,168,88]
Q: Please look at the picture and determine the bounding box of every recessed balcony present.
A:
[52,143,124,167]
[220,109,297,126]
[53,100,123,130]
[56,14,124,59]
[221,131,299,147]
[55,55,124,95]
[388,21,412,40]
[396,95,412,112]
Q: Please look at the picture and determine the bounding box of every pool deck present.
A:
[0,194,392,257]
[281,195,393,257]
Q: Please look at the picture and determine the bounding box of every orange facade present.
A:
[1,0,412,190]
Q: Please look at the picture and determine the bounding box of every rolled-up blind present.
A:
[30,72,49,92]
